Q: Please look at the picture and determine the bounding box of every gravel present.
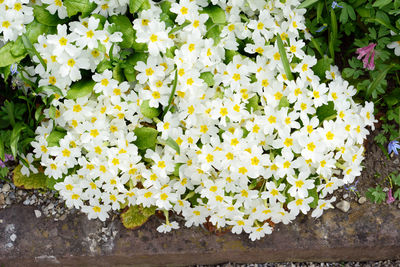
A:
[195,260,400,267]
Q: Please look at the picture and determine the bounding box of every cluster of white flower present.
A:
[5,0,376,241]
[0,0,34,42]
[33,17,123,96]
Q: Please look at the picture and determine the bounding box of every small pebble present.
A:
[383,187,389,192]
[336,200,351,212]
[10,234,16,242]
[23,199,30,205]
[343,193,349,199]
[2,183,10,192]
[0,193,5,205]
[358,197,367,205]
[394,158,400,164]
[34,210,42,218]
[397,203,400,209]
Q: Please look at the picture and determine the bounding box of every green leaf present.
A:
[329,9,338,61]
[205,19,223,45]
[129,0,146,14]
[120,205,156,229]
[46,130,67,147]
[123,63,136,82]
[96,59,113,73]
[161,69,178,119]
[224,49,239,63]
[112,63,125,83]
[278,96,290,109]
[48,106,57,120]
[367,11,399,33]
[169,20,191,35]
[366,65,392,97]
[10,123,26,159]
[66,80,95,99]
[312,56,333,79]
[4,100,15,126]
[64,0,96,17]
[245,94,259,113]
[373,0,392,8]
[46,176,59,190]
[276,34,293,81]
[165,137,180,154]
[316,101,337,122]
[0,42,27,68]
[108,15,134,49]
[33,5,68,26]
[394,189,400,200]
[298,0,319,9]
[140,100,161,119]
[37,85,63,96]
[126,52,148,66]
[0,138,4,162]
[12,164,48,190]
[356,7,370,18]
[391,173,400,186]
[202,5,226,24]
[199,72,214,87]
[371,185,386,203]
[308,188,319,209]
[22,33,47,71]
[133,127,158,150]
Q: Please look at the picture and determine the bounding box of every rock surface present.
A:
[1,201,400,266]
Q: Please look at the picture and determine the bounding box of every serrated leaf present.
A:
[133,127,158,150]
[64,0,96,17]
[140,100,160,119]
[166,137,180,154]
[366,65,392,97]
[46,130,67,147]
[199,72,214,87]
[12,164,47,189]
[120,205,156,229]
[66,80,95,99]
[108,15,134,49]
[278,96,290,109]
[202,5,226,24]
[96,59,112,73]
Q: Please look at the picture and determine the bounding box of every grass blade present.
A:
[276,34,294,81]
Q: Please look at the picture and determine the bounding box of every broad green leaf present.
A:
[48,106,57,120]
[200,72,214,87]
[202,5,226,24]
[308,188,319,209]
[66,80,95,99]
[46,130,67,147]
[165,46,176,58]
[367,11,399,33]
[123,63,136,82]
[245,94,259,112]
[373,0,392,8]
[224,49,239,63]
[316,101,337,122]
[356,7,370,18]
[4,100,15,126]
[165,137,180,154]
[0,138,4,161]
[140,100,161,119]
[12,164,47,189]
[133,127,158,150]
[205,19,223,45]
[312,56,333,79]
[64,0,96,17]
[298,0,319,9]
[129,0,145,14]
[394,189,400,200]
[108,15,134,49]
[33,5,68,26]
[276,34,293,81]
[0,42,27,68]
[46,176,59,190]
[120,205,156,229]
[96,59,112,73]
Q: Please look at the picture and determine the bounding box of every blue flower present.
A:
[316,24,327,33]
[332,1,343,9]
[388,140,400,155]
[10,63,18,75]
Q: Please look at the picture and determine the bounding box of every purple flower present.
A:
[332,1,343,9]
[388,140,400,155]
[387,188,395,204]
[356,43,376,70]
[0,160,5,168]
[4,154,13,162]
